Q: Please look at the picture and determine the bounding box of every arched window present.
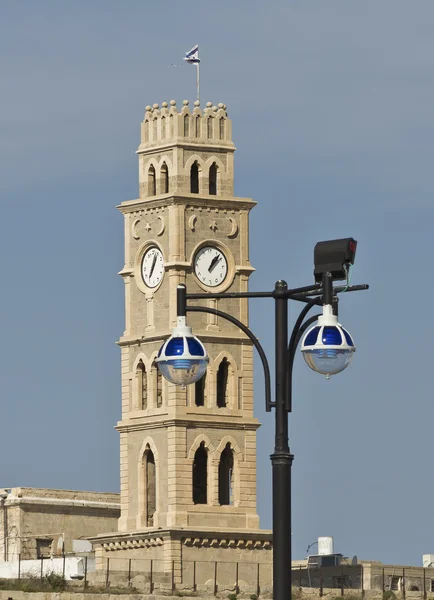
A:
[148,165,156,196]
[161,116,166,139]
[144,446,156,526]
[195,373,206,407]
[219,118,225,140]
[195,116,200,137]
[216,358,229,408]
[136,360,147,410]
[209,163,218,195]
[192,442,207,504]
[156,369,163,407]
[160,162,169,194]
[190,162,199,194]
[218,443,234,505]
[184,115,189,137]
[207,117,213,139]
[153,118,157,140]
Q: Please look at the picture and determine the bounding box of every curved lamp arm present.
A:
[286,300,321,412]
[186,305,273,412]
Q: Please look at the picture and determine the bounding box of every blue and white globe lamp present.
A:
[301,303,355,379]
[155,288,208,385]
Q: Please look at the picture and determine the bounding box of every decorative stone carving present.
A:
[189,215,197,232]
[227,217,238,239]
[157,215,165,236]
[132,218,140,240]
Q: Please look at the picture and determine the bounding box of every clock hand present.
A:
[149,254,158,278]
[208,254,222,273]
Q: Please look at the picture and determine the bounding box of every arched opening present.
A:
[184,114,189,137]
[148,165,156,196]
[144,446,156,526]
[209,163,218,195]
[160,162,169,194]
[156,369,163,407]
[195,373,206,407]
[219,117,225,140]
[192,442,207,504]
[207,117,213,139]
[136,360,147,410]
[195,116,200,137]
[218,443,234,505]
[161,116,166,139]
[190,162,199,194]
[216,358,229,408]
[152,118,157,140]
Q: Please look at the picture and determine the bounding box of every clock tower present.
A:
[92,99,272,588]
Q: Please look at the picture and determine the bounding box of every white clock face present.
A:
[141,247,164,288]
[194,246,228,287]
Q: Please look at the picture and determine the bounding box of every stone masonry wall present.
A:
[0,588,430,600]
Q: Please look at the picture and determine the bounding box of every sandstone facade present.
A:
[90,100,272,579]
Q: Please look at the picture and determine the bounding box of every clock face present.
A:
[141,247,164,288]
[194,246,228,287]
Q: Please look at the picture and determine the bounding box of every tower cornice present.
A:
[117,194,256,213]
[136,141,236,155]
[115,416,261,433]
[116,333,254,347]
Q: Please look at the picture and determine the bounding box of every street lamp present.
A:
[156,238,368,600]
[155,306,208,385]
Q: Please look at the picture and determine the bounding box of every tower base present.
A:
[90,528,273,594]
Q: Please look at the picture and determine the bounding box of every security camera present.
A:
[313,238,357,283]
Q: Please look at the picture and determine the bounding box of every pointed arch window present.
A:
[148,165,156,196]
[184,115,190,137]
[156,369,163,407]
[161,162,169,194]
[192,442,207,504]
[219,117,225,140]
[136,360,147,410]
[209,163,218,195]
[195,116,200,137]
[216,358,229,408]
[144,445,156,526]
[195,373,206,407]
[161,116,166,139]
[207,117,213,139]
[218,443,234,505]
[190,162,199,194]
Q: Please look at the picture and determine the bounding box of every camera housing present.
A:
[314,238,357,283]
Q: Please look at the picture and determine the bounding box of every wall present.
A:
[0,557,94,580]
[0,488,120,560]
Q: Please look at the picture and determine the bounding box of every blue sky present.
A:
[2,0,434,566]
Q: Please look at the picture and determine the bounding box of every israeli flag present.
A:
[184,44,200,64]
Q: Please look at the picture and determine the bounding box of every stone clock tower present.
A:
[91,100,272,588]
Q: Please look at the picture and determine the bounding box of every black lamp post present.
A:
[156,239,368,600]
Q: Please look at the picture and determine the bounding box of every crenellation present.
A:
[142,100,230,145]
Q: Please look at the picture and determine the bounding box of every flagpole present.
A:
[196,62,200,104]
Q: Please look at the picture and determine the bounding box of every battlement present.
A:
[139,100,233,149]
